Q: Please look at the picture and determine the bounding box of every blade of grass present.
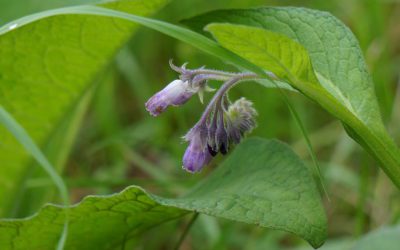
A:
[0,5,266,77]
[0,106,69,250]
[274,85,329,200]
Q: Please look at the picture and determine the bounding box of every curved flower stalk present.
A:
[145,60,259,172]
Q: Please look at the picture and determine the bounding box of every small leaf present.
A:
[0,138,327,249]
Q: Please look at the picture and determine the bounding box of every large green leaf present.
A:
[0,187,186,250]
[182,7,400,188]
[0,0,167,217]
[0,0,98,25]
[0,138,326,249]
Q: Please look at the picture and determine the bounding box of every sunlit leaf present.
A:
[0,0,98,25]
[0,0,168,217]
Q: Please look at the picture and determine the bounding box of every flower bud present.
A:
[183,141,212,173]
[226,98,257,143]
[145,80,197,116]
[205,106,230,156]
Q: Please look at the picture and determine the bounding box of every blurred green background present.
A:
[1,0,400,249]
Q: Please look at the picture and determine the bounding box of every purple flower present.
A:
[145,80,197,116]
[182,125,212,173]
[182,98,257,173]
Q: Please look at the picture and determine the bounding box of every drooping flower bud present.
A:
[182,125,212,172]
[226,97,257,143]
[181,94,257,173]
[210,109,229,155]
[145,79,197,116]
[216,118,229,155]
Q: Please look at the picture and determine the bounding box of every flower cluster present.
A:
[145,61,258,173]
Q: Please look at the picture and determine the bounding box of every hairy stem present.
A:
[197,73,260,126]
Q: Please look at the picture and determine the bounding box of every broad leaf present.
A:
[0,187,187,250]
[183,7,400,188]
[0,0,167,217]
[0,0,98,25]
[0,138,327,249]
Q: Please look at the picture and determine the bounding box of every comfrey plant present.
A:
[145,61,259,173]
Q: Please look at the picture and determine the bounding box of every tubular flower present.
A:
[182,125,212,172]
[145,79,197,116]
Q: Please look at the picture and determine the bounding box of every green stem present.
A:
[173,213,199,250]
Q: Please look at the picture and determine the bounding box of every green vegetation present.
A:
[0,0,399,249]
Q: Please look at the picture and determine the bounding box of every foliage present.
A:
[0,138,326,249]
[0,0,399,249]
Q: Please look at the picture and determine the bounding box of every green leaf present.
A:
[164,138,327,248]
[0,187,186,250]
[0,0,167,217]
[183,7,400,189]
[204,24,320,86]
[0,0,98,25]
[352,225,400,250]
[0,138,327,249]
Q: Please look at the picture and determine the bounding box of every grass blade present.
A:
[0,106,69,249]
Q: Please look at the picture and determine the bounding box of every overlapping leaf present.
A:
[183,7,400,188]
